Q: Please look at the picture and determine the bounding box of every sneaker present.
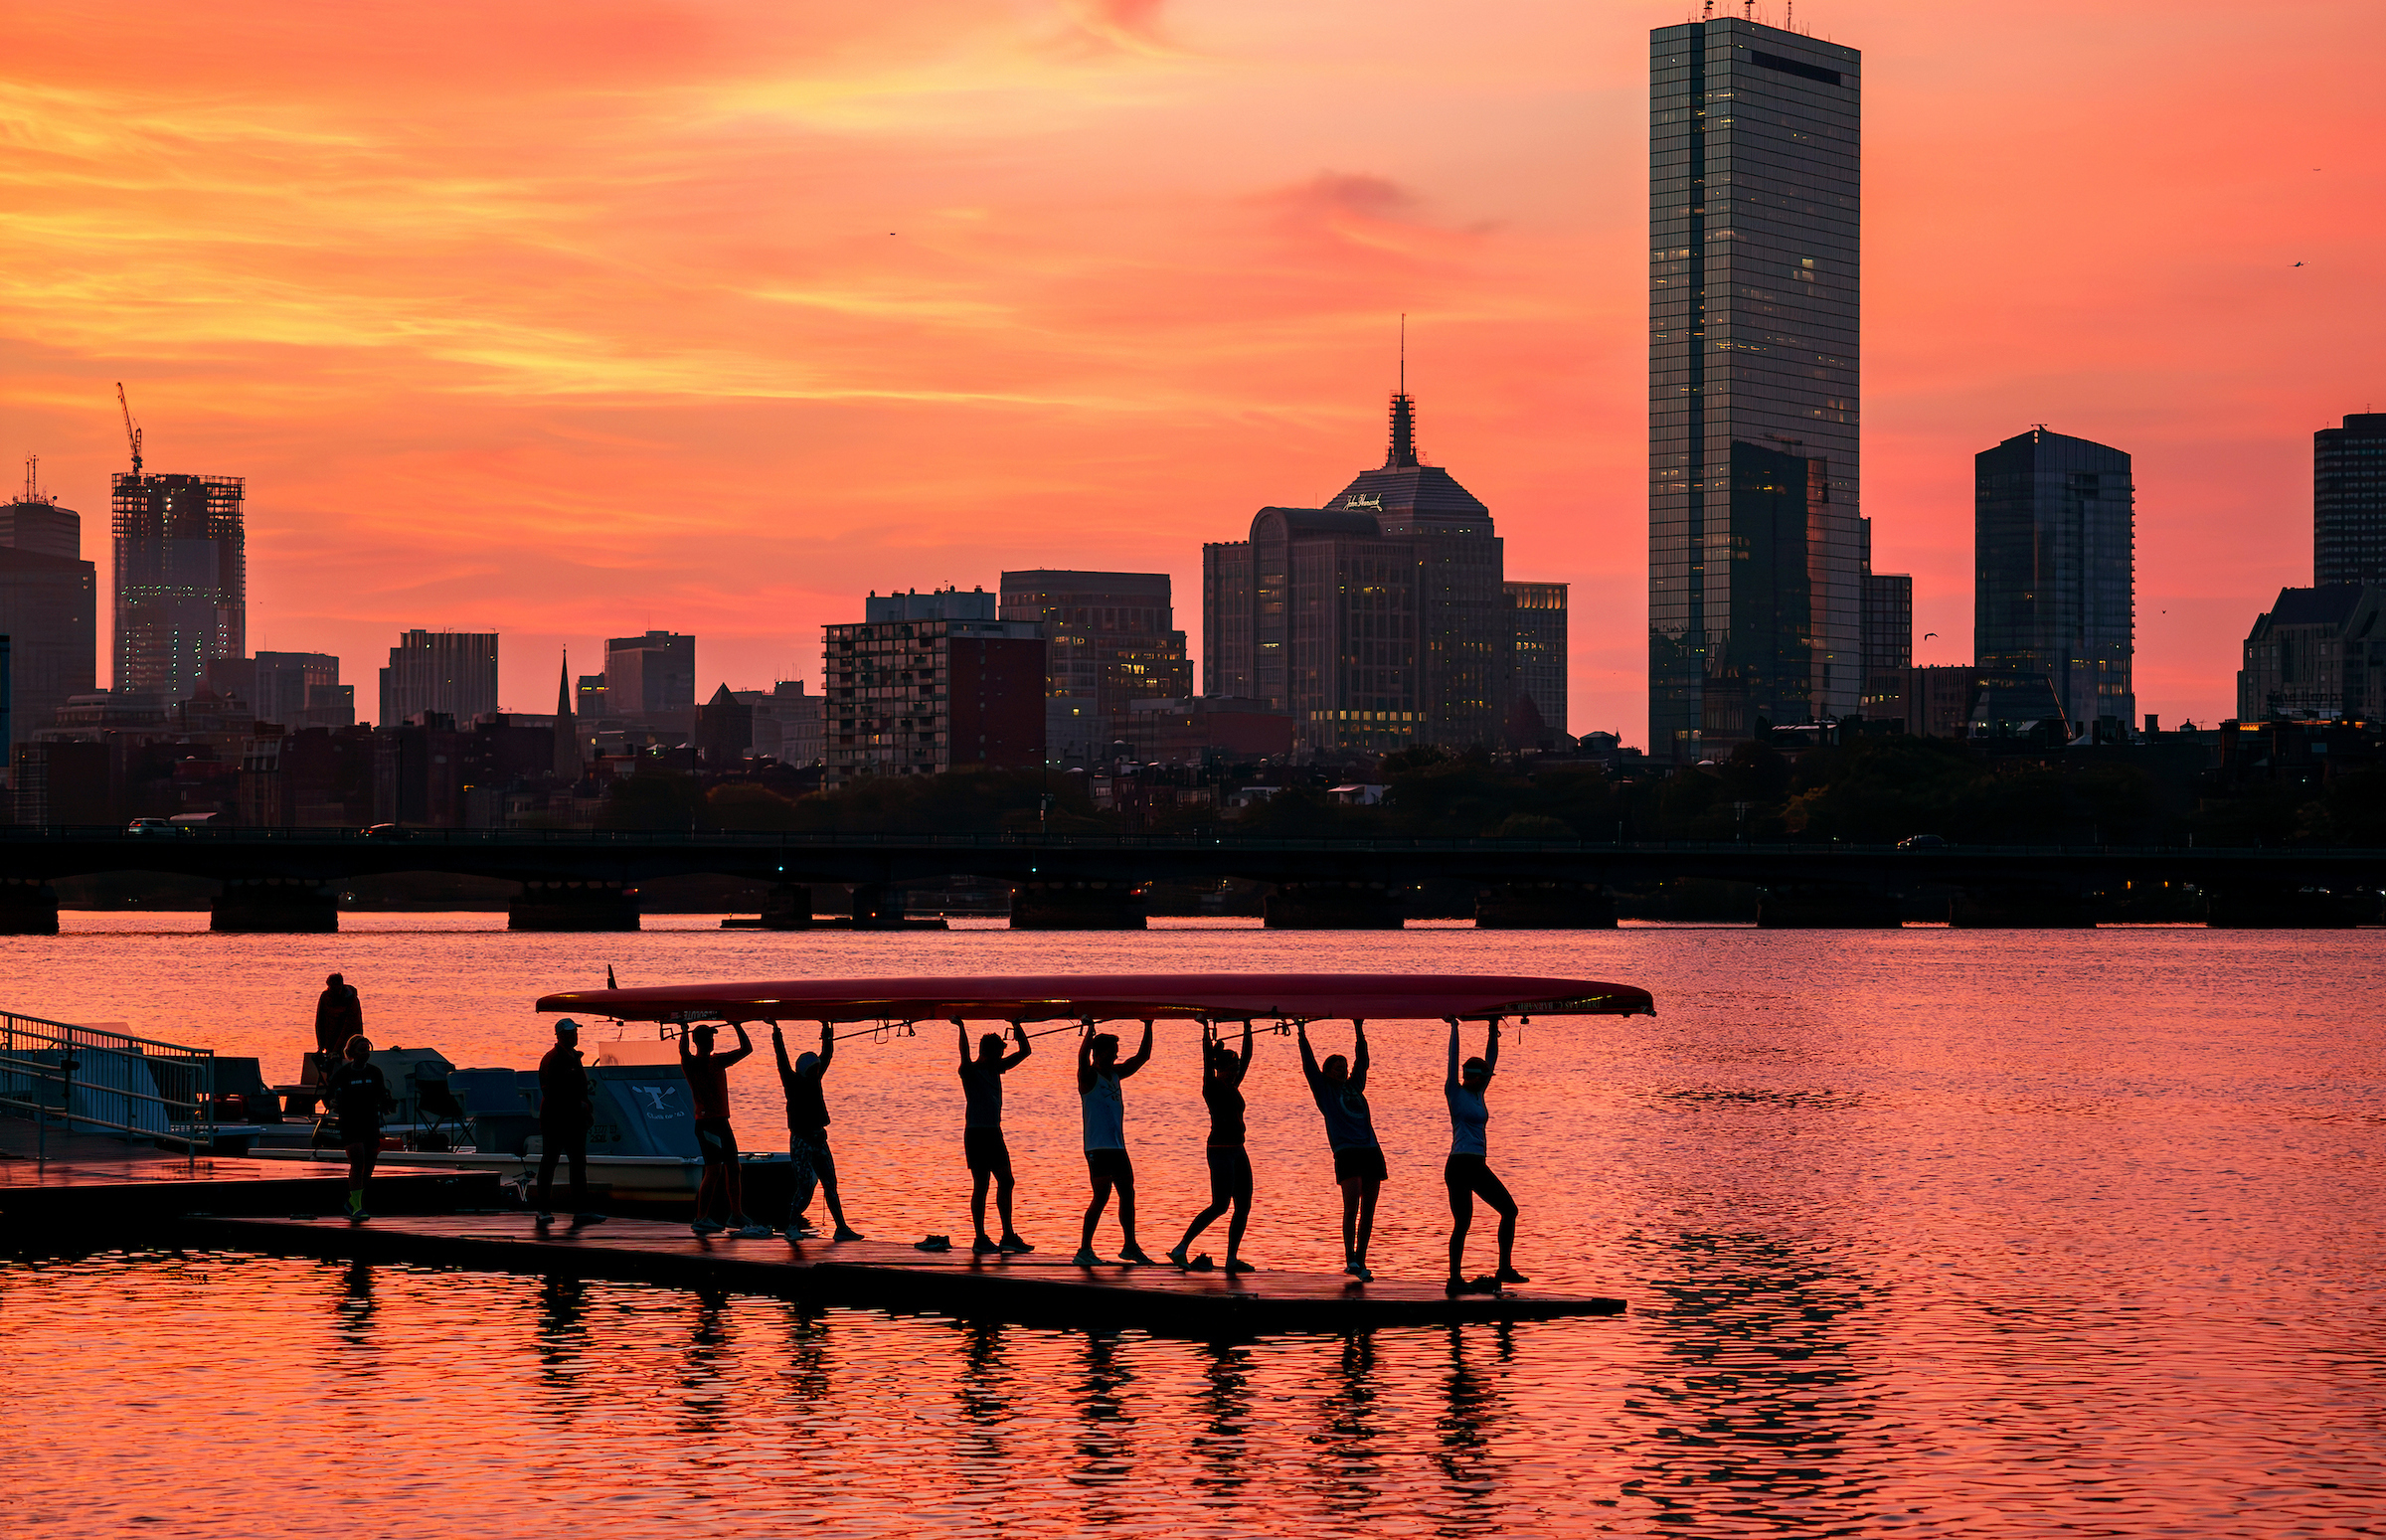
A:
[534,1211,554,1228]
[1116,1245,1155,1266]
[1495,1267,1530,1284]
[734,1223,773,1239]
[1070,1247,1102,1267]
[787,1221,819,1239]
[997,1233,1034,1254]
[692,1217,727,1236]
[832,1226,865,1243]
[915,1234,952,1253]
[1224,1258,1255,1275]
[1186,1254,1216,1272]
[348,1211,372,1225]
[1167,1244,1191,1270]
[971,1235,1001,1256]
[1348,1264,1374,1283]
[570,1213,607,1228]
[1446,1277,1469,1295]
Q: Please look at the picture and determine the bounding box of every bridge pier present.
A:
[1009,881,1147,931]
[1473,882,1618,930]
[1757,885,1902,929]
[1264,882,1405,931]
[212,880,340,934]
[2205,885,2381,929]
[757,883,814,931]
[509,881,640,932]
[0,880,61,936]
[849,884,909,930]
[1950,886,2096,928]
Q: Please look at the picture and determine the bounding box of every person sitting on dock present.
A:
[957,1022,1034,1256]
[1170,1019,1256,1275]
[1444,1019,1524,1292]
[773,1023,862,1243]
[1298,1021,1385,1283]
[312,973,362,1068]
[322,1035,392,1223]
[1073,1020,1156,1267]
[679,1022,767,1238]
[534,1018,605,1230]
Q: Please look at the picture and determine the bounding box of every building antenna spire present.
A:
[1399,312,1406,398]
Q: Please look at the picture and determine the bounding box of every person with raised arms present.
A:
[957,1022,1035,1256]
[679,1021,768,1238]
[1297,1021,1385,1283]
[1444,1018,1526,1292]
[774,1022,863,1242]
[1072,1020,1155,1267]
[1169,1018,1257,1275]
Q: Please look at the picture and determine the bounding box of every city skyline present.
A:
[1,2,2378,736]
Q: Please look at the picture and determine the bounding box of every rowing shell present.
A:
[535,972,1655,1025]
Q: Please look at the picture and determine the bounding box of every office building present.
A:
[246,651,343,729]
[576,674,606,720]
[1859,665,1974,739]
[112,471,245,702]
[1504,582,1568,745]
[822,589,1045,787]
[1649,16,1863,758]
[0,477,98,757]
[732,681,826,767]
[1204,391,1506,757]
[2237,586,2386,721]
[1123,696,1295,764]
[2316,413,2386,588]
[999,570,1191,765]
[1974,428,2135,732]
[378,630,498,727]
[602,631,696,721]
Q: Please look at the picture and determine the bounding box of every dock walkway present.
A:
[1,1123,499,1224]
[191,1213,1627,1338]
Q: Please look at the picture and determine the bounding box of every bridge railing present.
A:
[0,1010,216,1160]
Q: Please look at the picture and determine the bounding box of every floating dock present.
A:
[0,1125,502,1226]
[188,1213,1627,1338]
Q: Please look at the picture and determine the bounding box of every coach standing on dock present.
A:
[533,1019,605,1230]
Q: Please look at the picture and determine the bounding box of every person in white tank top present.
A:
[1074,1021,1155,1267]
[1444,1019,1525,1291]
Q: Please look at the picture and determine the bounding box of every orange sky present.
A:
[3,0,2380,738]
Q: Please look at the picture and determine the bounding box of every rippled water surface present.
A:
[3,917,2382,1535]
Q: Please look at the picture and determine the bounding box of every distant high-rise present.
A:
[251,651,341,728]
[378,630,497,726]
[0,461,98,754]
[999,570,1191,764]
[112,471,245,701]
[1205,390,1506,757]
[1503,582,1568,745]
[602,630,696,720]
[1974,428,2135,732]
[823,588,1044,786]
[1649,16,1862,758]
[2315,413,2386,587]
[1859,515,1913,680]
[2238,586,2385,721]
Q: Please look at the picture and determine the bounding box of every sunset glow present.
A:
[3,0,2379,733]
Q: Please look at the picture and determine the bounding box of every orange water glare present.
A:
[2,1,2380,733]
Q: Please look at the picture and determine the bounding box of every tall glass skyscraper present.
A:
[1974,428,2135,732]
[2315,413,2386,587]
[1649,17,1861,760]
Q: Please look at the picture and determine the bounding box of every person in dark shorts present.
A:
[1073,1020,1155,1267]
[1444,1018,1523,1291]
[1298,1021,1386,1283]
[533,1018,605,1229]
[679,1021,766,1238]
[773,1022,862,1242]
[957,1022,1034,1256]
[321,1035,392,1223]
[312,973,362,1064]
[1170,1019,1256,1275]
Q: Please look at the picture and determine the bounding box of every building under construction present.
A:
[111,472,246,702]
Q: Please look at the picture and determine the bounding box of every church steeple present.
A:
[553,649,581,779]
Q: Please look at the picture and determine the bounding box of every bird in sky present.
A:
[1924,631,1939,639]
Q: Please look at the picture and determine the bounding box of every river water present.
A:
[3,916,2381,1536]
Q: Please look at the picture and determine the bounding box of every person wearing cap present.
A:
[533,1019,606,1230]
[773,1023,863,1242]
[679,1021,767,1237]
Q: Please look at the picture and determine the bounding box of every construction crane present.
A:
[115,381,141,476]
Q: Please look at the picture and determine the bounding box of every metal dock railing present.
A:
[0,1010,216,1160]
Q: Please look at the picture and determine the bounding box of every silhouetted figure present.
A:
[679,1022,766,1237]
[1073,1021,1155,1267]
[1444,1019,1523,1291]
[321,1035,392,1222]
[774,1023,862,1242]
[1298,1021,1385,1283]
[534,1018,605,1229]
[313,973,362,1060]
[1171,1020,1256,1274]
[957,1023,1034,1255]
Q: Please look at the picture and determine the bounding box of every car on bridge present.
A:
[361,824,414,842]
[125,817,175,836]
[1896,834,1948,850]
